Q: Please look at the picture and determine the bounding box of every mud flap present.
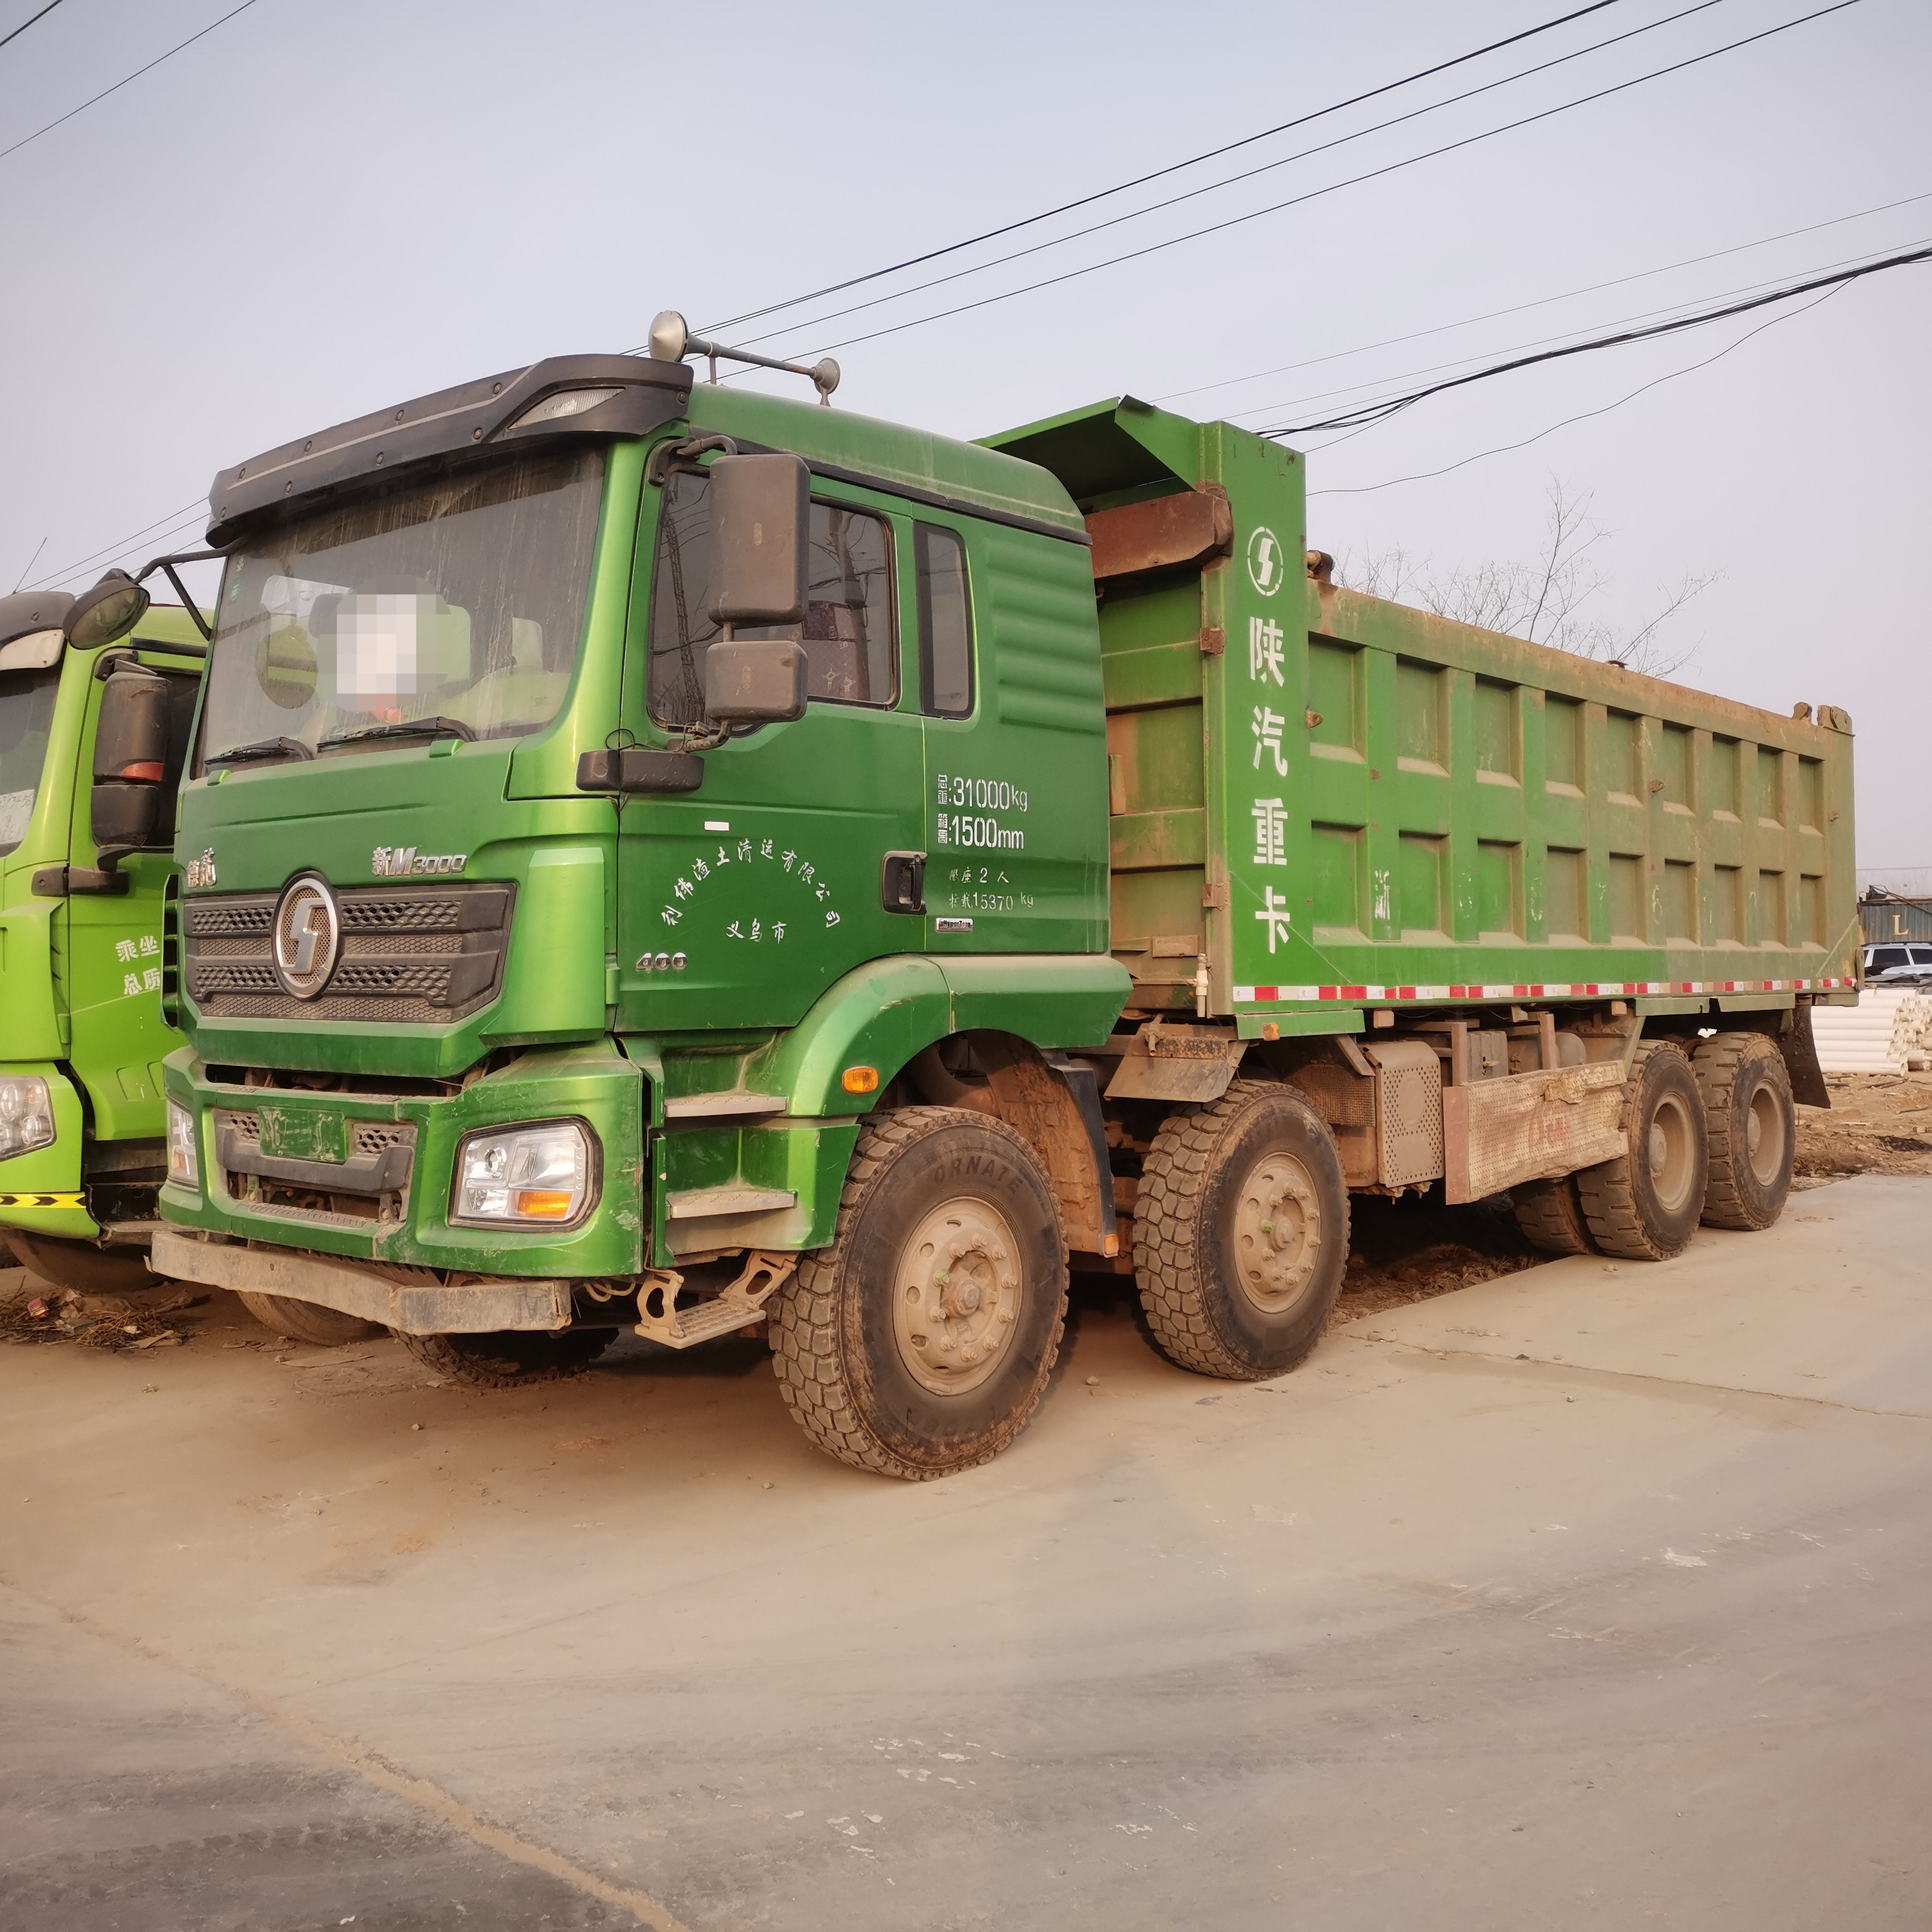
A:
[1778,1003,1829,1109]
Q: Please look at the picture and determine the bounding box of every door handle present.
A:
[880,850,926,915]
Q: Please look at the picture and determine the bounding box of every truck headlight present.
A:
[166,1098,199,1188]
[453,1120,595,1227]
[0,1076,54,1161]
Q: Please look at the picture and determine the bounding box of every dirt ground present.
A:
[1795,1069,1932,1181]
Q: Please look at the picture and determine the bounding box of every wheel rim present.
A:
[1229,1149,1325,1313]
[891,1196,1023,1396]
[1646,1091,1698,1214]
[1745,1080,1787,1185]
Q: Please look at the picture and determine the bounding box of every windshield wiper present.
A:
[205,735,315,767]
[318,715,477,751]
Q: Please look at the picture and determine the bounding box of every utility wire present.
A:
[1268,242,1929,435]
[691,0,1633,339]
[759,0,1866,362]
[0,0,260,165]
[1155,187,1932,407]
[1307,283,1847,497]
[722,0,1731,351]
[1235,232,1930,424]
[22,495,206,592]
[0,0,67,54]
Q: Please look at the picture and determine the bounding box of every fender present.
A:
[757,952,1132,1117]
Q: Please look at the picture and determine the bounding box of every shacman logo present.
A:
[1246,525,1284,598]
[272,874,340,1000]
[373,846,467,877]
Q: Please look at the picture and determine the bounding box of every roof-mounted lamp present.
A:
[648,310,840,407]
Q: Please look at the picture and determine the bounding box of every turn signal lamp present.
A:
[165,1098,197,1187]
[452,1120,595,1227]
[841,1065,879,1095]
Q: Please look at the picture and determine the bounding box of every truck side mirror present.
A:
[704,637,808,724]
[66,569,150,649]
[706,455,808,626]
[88,666,172,863]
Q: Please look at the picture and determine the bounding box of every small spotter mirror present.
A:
[67,570,150,649]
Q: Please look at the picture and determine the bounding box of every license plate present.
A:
[256,1105,347,1164]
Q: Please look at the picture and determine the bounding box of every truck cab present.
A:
[0,593,207,1292]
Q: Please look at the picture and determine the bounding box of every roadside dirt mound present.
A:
[1795,1071,1932,1182]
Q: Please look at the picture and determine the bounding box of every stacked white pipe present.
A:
[1809,989,1932,1073]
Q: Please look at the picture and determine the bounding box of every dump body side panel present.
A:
[985,400,1858,1031]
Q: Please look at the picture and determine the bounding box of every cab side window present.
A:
[915,523,972,718]
[647,468,896,726]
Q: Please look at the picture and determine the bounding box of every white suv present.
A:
[1864,942,1932,983]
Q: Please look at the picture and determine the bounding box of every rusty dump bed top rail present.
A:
[983,397,1858,1033]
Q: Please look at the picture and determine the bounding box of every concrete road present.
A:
[3,1173,1929,1931]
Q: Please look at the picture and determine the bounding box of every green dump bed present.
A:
[985,400,1858,1034]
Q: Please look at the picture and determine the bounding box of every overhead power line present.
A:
[1266,242,1931,435]
[0,1,67,54]
[1155,187,1932,408]
[1307,283,1847,497]
[1235,231,1930,424]
[754,0,1867,362]
[0,0,260,165]
[726,0,1733,352]
[23,496,205,592]
[692,0,1634,340]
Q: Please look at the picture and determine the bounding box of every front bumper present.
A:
[0,1064,96,1240]
[152,1228,571,1333]
[158,1039,646,1279]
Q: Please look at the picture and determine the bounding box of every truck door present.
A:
[613,464,927,1032]
[61,653,201,1138]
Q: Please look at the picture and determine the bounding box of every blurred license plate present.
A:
[256,1106,347,1164]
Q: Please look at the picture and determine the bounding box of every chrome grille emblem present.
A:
[272,874,341,1000]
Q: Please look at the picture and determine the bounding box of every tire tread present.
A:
[1133,1078,1350,1379]
[768,1106,1067,1480]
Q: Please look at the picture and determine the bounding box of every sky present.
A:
[1,0,1926,883]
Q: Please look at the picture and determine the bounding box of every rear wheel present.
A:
[236,1290,382,1347]
[5,1232,155,1297]
[1576,1043,1708,1261]
[1693,1031,1794,1230]
[770,1107,1067,1479]
[1134,1079,1349,1380]
[396,1328,615,1388]
[1511,1176,1597,1257]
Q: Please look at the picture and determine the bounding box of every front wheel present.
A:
[6,1231,156,1297]
[237,1290,382,1347]
[1133,1079,1350,1380]
[769,1107,1068,1479]
[396,1328,615,1388]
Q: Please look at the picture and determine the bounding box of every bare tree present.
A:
[1339,480,1715,679]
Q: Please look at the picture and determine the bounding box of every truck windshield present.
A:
[197,447,605,769]
[0,666,60,856]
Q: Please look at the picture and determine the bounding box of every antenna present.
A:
[646,311,840,406]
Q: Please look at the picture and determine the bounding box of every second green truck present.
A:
[144,333,1858,1475]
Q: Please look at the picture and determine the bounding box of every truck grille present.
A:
[182,882,513,1023]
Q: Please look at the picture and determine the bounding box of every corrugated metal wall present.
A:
[1860,897,1932,944]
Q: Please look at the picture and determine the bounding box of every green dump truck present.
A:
[149,325,1859,1476]
[0,586,222,1294]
